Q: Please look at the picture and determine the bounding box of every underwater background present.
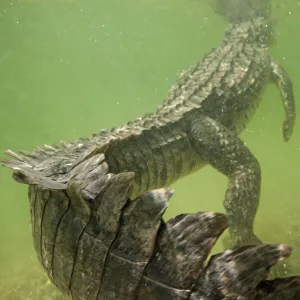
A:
[0,0,299,298]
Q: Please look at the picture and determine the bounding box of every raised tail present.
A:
[1,149,67,189]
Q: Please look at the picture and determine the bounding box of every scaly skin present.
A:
[2,10,295,247]
[21,156,300,299]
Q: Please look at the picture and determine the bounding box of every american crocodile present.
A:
[8,155,300,299]
[1,0,295,250]
[0,1,298,298]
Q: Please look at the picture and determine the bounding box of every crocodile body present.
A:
[20,156,300,299]
[0,2,298,299]
[2,5,295,247]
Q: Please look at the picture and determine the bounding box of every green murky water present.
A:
[0,0,299,298]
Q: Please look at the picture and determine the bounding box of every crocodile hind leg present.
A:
[189,114,262,246]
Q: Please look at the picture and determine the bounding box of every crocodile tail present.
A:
[1,151,67,190]
[1,136,111,182]
[1,147,109,189]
